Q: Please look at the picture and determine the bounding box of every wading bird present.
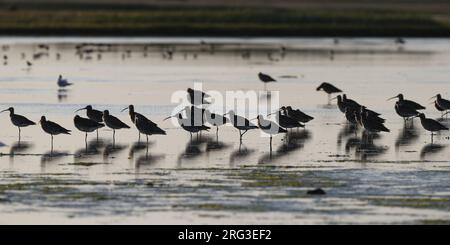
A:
[270,110,304,131]
[40,116,71,151]
[361,108,390,135]
[316,82,342,103]
[75,105,103,139]
[256,115,287,152]
[135,116,166,144]
[394,101,419,123]
[121,104,157,142]
[416,113,449,143]
[281,106,314,124]
[431,94,450,116]
[164,112,209,139]
[103,110,130,145]
[258,72,276,90]
[57,75,72,87]
[224,110,258,143]
[73,115,104,147]
[1,107,35,142]
[204,110,228,139]
[388,93,425,110]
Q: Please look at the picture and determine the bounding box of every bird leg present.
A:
[18,127,21,143]
[96,129,99,141]
[269,136,273,159]
[146,135,149,144]
[138,133,141,143]
[51,135,54,154]
[85,132,88,152]
[216,126,219,141]
[113,129,116,147]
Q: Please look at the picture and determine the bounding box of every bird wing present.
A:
[111,116,130,128]
[13,114,35,125]
[47,120,71,134]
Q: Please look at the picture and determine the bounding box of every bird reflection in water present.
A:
[57,88,69,102]
[258,130,312,164]
[420,143,447,160]
[74,138,106,160]
[395,124,419,152]
[229,142,255,166]
[41,150,70,170]
[354,131,388,161]
[337,124,358,148]
[103,143,127,160]
[177,136,210,165]
[129,141,153,160]
[9,141,33,156]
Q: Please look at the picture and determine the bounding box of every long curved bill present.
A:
[120,107,129,112]
[387,96,398,101]
[75,107,86,113]
[0,109,8,113]
[330,96,338,101]
[429,95,437,101]
[163,115,175,121]
[443,111,450,117]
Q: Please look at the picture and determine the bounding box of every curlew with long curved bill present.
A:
[282,106,314,124]
[103,110,130,145]
[269,110,304,131]
[135,116,166,144]
[394,101,419,123]
[388,93,425,110]
[332,95,358,113]
[73,115,104,147]
[164,113,209,139]
[40,116,71,152]
[75,105,103,139]
[1,107,35,142]
[258,72,276,91]
[415,113,449,142]
[224,110,258,142]
[361,109,390,134]
[121,104,157,142]
[316,82,342,103]
[431,94,450,117]
[342,94,361,109]
[256,114,287,153]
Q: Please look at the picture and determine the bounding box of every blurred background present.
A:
[1,0,450,37]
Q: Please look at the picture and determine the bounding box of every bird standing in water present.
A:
[135,116,166,144]
[164,112,209,140]
[1,107,35,142]
[415,113,448,143]
[103,110,130,145]
[75,105,103,140]
[73,115,104,148]
[121,104,157,142]
[258,72,276,91]
[388,93,425,110]
[316,82,342,104]
[204,110,228,140]
[431,94,450,117]
[224,110,258,143]
[256,114,287,154]
[57,75,73,87]
[40,116,71,152]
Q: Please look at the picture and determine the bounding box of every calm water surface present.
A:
[1,37,450,224]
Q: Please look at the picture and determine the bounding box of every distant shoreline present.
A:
[1,2,450,37]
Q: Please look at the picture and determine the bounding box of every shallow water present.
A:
[1,37,450,224]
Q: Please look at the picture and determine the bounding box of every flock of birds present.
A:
[1,70,449,156]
